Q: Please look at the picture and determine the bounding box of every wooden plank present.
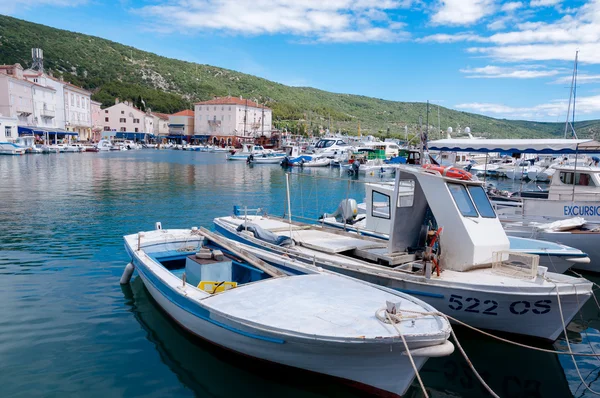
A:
[198,227,287,278]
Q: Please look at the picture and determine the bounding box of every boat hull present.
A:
[215,221,591,341]
[507,228,600,272]
[128,244,442,397]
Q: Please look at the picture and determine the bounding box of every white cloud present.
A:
[455,0,600,64]
[430,0,496,26]
[501,1,523,12]
[134,0,412,43]
[552,74,600,84]
[418,32,488,43]
[460,65,560,78]
[468,43,600,63]
[0,0,86,14]
[455,94,600,119]
[530,0,562,6]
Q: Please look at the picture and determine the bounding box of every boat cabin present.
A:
[358,142,400,158]
[547,165,600,201]
[384,167,510,270]
[283,145,301,158]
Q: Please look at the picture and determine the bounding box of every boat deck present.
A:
[204,273,445,339]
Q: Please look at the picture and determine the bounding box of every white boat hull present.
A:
[125,229,453,397]
[0,142,26,155]
[140,270,429,396]
[215,220,591,341]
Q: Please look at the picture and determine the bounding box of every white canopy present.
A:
[427,138,598,154]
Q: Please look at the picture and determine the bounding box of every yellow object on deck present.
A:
[198,281,238,293]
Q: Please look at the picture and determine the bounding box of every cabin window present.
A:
[371,191,391,219]
[447,183,478,217]
[5,126,11,137]
[467,186,496,218]
[397,180,415,207]
[559,172,595,186]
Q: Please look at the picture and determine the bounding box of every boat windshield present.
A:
[315,140,335,148]
[467,186,496,218]
[447,183,478,217]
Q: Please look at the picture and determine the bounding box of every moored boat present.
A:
[214,165,593,341]
[121,226,453,397]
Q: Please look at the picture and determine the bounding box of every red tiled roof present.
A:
[151,112,170,120]
[172,109,194,117]
[194,96,270,109]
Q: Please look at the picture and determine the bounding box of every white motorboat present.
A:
[215,166,593,341]
[211,146,235,153]
[247,153,286,164]
[121,226,453,397]
[504,161,531,180]
[96,139,117,151]
[15,136,42,153]
[120,140,142,150]
[493,165,600,220]
[0,141,26,155]
[227,144,272,160]
[298,157,331,167]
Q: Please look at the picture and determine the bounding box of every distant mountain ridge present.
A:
[1,14,599,138]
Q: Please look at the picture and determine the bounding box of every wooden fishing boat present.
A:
[121,225,453,397]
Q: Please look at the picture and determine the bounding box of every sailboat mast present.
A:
[564,51,578,139]
[573,54,578,136]
[437,105,440,138]
[426,100,429,136]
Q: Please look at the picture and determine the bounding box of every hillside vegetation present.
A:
[1,14,600,138]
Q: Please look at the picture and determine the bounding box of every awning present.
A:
[167,135,188,140]
[192,135,210,139]
[18,126,77,136]
[427,138,598,154]
[115,132,155,140]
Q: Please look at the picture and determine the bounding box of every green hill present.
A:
[1,14,599,138]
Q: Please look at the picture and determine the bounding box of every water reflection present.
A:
[1,150,599,398]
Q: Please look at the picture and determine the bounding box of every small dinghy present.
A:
[299,157,331,167]
[121,225,453,397]
[247,153,286,164]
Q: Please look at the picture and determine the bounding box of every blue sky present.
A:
[3,0,600,122]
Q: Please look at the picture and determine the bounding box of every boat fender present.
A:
[120,262,135,285]
[403,341,455,357]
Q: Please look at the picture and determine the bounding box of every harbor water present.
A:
[1,150,600,397]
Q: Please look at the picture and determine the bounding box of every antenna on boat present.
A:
[564,51,579,139]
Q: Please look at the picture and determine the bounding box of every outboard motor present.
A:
[349,161,360,175]
[323,199,358,223]
[246,154,254,164]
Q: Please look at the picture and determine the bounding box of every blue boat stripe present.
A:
[393,288,444,299]
[134,257,285,344]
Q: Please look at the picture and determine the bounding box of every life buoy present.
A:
[422,164,473,181]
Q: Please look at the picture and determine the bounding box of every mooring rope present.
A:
[377,308,499,398]
[383,311,429,398]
